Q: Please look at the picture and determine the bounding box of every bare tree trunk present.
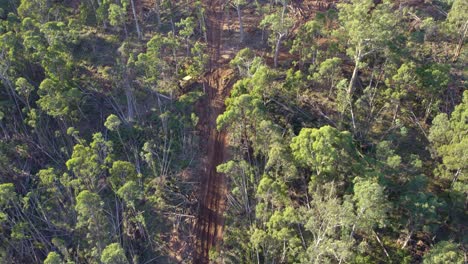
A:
[130,0,142,39]
[274,34,283,68]
[349,98,357,133]
[373,230,390,259]
[123,23,128,38]
[124,75,135,122]
[170,17,176,35]
[201,11,208,43]
[401,230,413,249]
[236,5,244,42]
[185,37,190,57]
[155,0,162,28]
[115,195,123,244]
[453,20,467,62]
[348,49,361,95]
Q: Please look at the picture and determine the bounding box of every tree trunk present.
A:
[348,49,361,95]
[129,0,142,39]
[373,230,390,259]
[401,230,413,249]
[236,5,244,43]
[124,74,135,122]
[199,9,208,43]
[170,17,176,36]
[155,0,162,28]
[274,34,283,68]
[453,20,467,62]
[349,98,357,133]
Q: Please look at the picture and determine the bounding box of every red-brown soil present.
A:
[193,0,235,263]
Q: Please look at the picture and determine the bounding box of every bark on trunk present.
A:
[348,49,361,95]
[130,0,142,39]
[274,34,283,68]
[124,74,135,122]
[155,0,162,28]
[373,230,390,258]
[236,5,244,43]
[453,21,467,62]
[401,230,413,249]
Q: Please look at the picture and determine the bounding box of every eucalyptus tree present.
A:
[310,57,343,96]
[43,252,64,264]
[108,1,128,36]
[66,133,113,192]
[301,183,355,264]
[17,0,50,23]
[445,0,468,61]
[429,90,467,192]
[136,33,181,98]
[101,243,129,264]
[423,241,465,264]
[230,48,263,77]
[290,20,322,67]
[337,0,399,131]
[232,0,247,43]
[260,2,294,67]
[176,16,196,56]
[290,125,358,190]
[128,0,142,39]
[75,190,110,261]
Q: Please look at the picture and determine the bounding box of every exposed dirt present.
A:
[193,0,235,263]
[193,66,235,263]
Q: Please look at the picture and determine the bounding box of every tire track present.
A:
[194,1,232,263]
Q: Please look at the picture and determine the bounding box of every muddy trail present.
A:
[193,0,235,263]
[193,68,233,263]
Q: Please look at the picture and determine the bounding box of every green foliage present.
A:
[101,243,129,264]
[15,77,34,100]
[337,0,398,57]
[176,17,196,40]
[75,190,104,228]
[18,0,49,21]
[423,241,464,264]
[109,160,138,190]
[0,1,466,263]
[353,177,390,231]
[66,133,113,191]
[44,252,63,264]
[108,4,127,28]
[217,94,264,131]
[0,183,16,207]
[260,12,293,39]
[117,181,142,207]
[445,0,468,36]
[301,183,355,263]
[230,48,262,77]
[37,78,80,118]
[429,91,468,191]
[104,114,122,131]
[75,190,109,259]
[290,125,357,189]
[311,57,343,94]
[291,20,321,66]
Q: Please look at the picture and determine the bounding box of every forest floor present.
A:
[192,0,235,263]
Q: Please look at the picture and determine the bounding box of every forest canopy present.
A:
[0,0,466,263]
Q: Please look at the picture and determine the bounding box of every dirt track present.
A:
[193,0,233,263]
